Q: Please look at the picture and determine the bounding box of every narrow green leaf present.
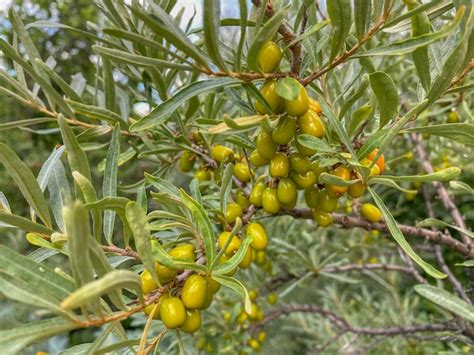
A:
[348,104,373,135]
[313,92,357,159]
[338,74,369,119]
[367,178,417,194]
[456,260,474,267]
[0,143,51,227]
[355,8,464,58]
[327,0,352,60]
[126,201,159,286]
[368,188,446,279]
[373,167,461,183]
[130,4,209,69]
[212,275,252,314]
[214,233,252,275]
[0,273,76,320]
[354,0,371,40]
[414,284,474,322]
[150,241,206,273]
[0,117,55,131]
[93,45,194,71]
[276,78,301,101]
[131,78,241,132]
[297,135,336,153]
[0,244,74,299]
[449,180,474,195]
[0,211,54,235]
[0,318,79,354]
[427,7,474,103]
[103,124,121,244]
[204,0,229,72]
[35,59,82,102]
[369,71,399,127]
[220,163,234,214]
[403,123,474,145]
[102,56,115,111]
[63,202,96,289]
[180,189,216,267]
[319,172,358,187]
[58,116,92,182]
[417,218,474,239]
[61,270,142,310]
[247,5,290,71]
[66,99,127,129]
[72,172,103,241]
[383,2,453,31]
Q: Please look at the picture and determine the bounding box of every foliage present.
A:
[0,0,473,353]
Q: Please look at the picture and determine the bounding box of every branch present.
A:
[301,16,387,86]
[261,263,421,295]
[250,304,457,338]
[410,133,471,246]
[102,245,140,260]
[251,0,302,75]
[277,209,474,258]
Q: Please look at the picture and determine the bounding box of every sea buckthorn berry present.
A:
[267,292,278,305]
[180,310,201,333]
[361,158,380,176]
[248,338,261,351]
[143,303,160,319]
[304,187,319,208]
[140,269,158,294]
[257,41,282,73]
[236,191,251,209]
[254,250,267,266]
[272,117,296,145]
[211,144,233,163]
[319,189,338,213]
[160,297,187,329]
[237,311,248,324]
[447,111,460,123]
[246,302,259,320]
[290,153,311,174]
[282,197,297,209]
[256,130,277,159]
[327,165,351,196]
[250,149,269,167]
[249,182,265,207]
[206,277,221,294]
[169,243,196,262]
[181,274,208,309]
[292,170,317,189]
[309,98,323,115]
[367,148,385,173]
[223,312,231,321]
[195,169,210,182]
[156,262,177,284]
[225,202,243,224]
[270,153,290,178]
[277,178,297,204]
[218,231,241,254]
[296,136,317,157]
[239,246,253,269]
[179,151,195,172]
[249,289,258,301]
[311,161,327,179]
[361,203,382,223]
[262,187,281,214]
[313,210,333,227]
[348,180,366,198]
[200,287,214,309]
[297,110,325,138]
[255,80,281,114]
[234,162,251,183]
[247,222,268,251]
[284,82,309,117]
[258,331,267,342]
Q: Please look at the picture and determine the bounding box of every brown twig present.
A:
[102,245,140,260]
[301,16,387,86]
[277,209,474,258]
[250,304,457,337]
[421,185,470,303]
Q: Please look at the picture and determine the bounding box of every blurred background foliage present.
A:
[0,1,473,354]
